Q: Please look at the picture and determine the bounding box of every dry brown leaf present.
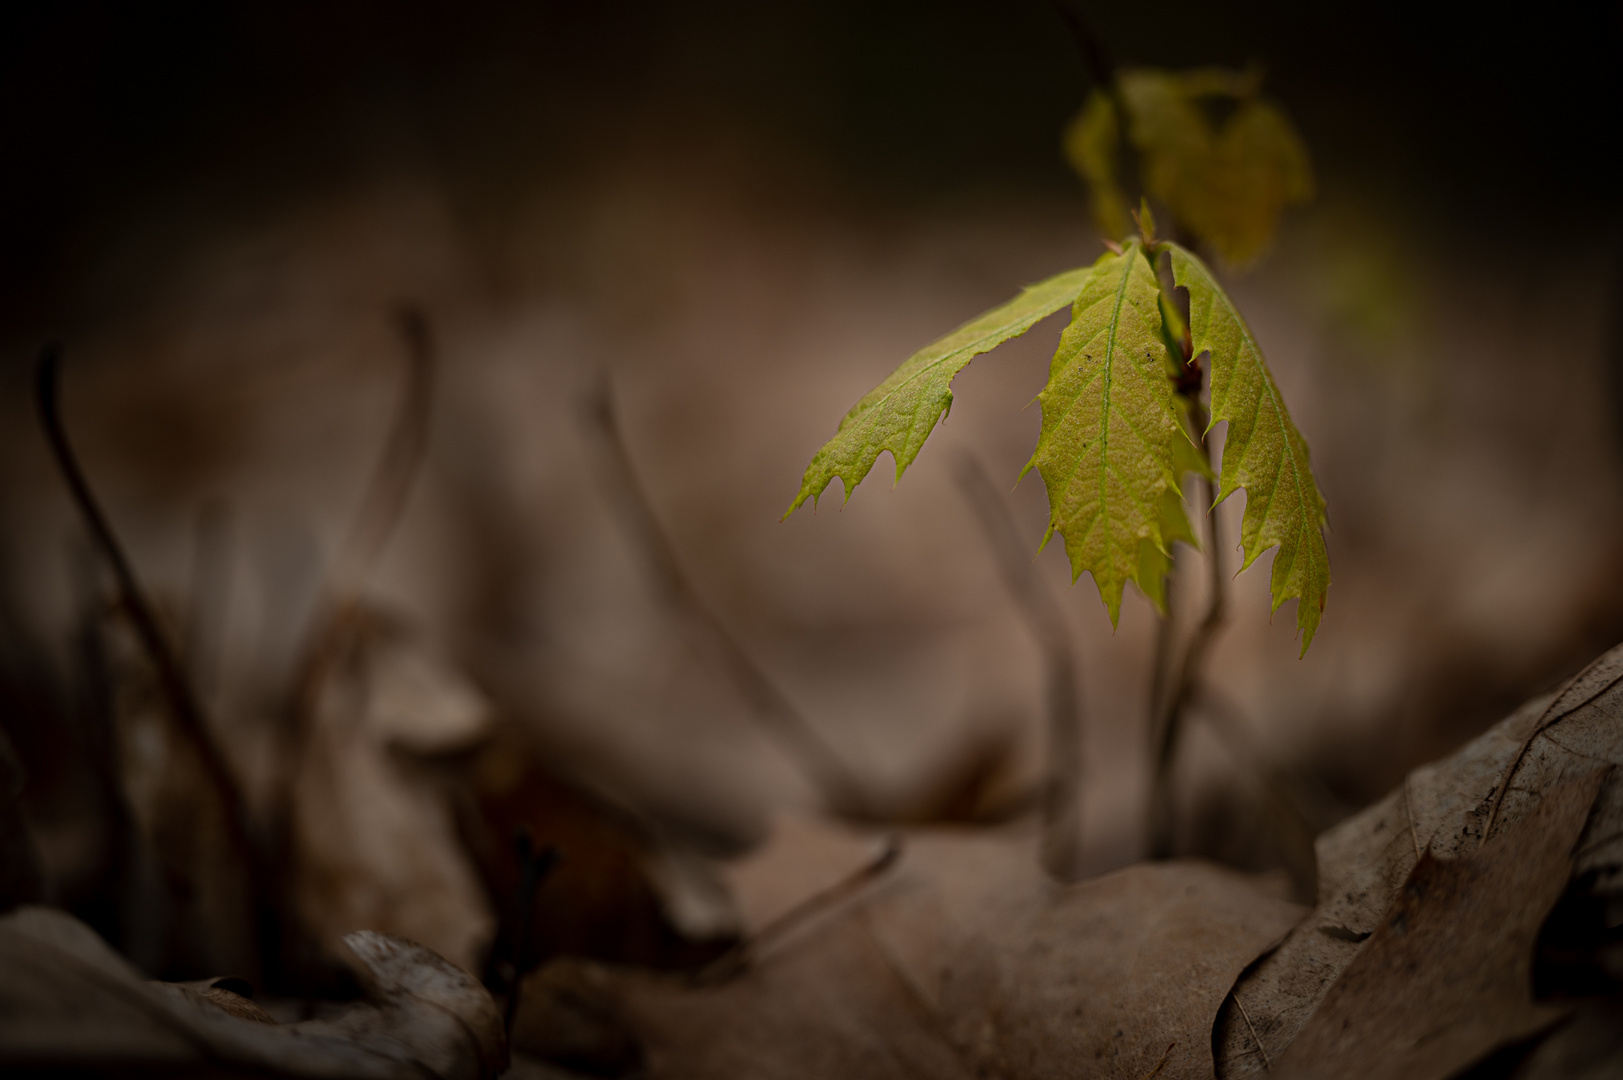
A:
[0,905,506,1078]
[717,812,890,936]
[517,830,1304,1080]
[1270,768,1606,1080]
[1215,641,1623,1075]
[292,613,497,974]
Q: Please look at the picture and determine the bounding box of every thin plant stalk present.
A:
[36,345,273,975]
[955,453,1085,881]
[1147,462,1226,859]
[269,306,435,983]
[580,372,868,818]
[287,305,435,745]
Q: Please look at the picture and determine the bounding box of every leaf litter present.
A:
[503,642,1623,1079]
[0,905,506,1078]
[516,828,1305,1079]
[1215,640,1623,1077]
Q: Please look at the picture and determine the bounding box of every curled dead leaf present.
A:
[0,906,506,1078]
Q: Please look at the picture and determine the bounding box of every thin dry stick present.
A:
[692,836,901,986]
[954,453,1085,882]
[502,828,561,1036]
[36,347,252,841]
[1146,570,1178,747]
[1146,264,1227,861]
[263,308,434,982]
[1148,468,1226,860]
[35,345,268,947]
[288,304,435,738]
[580,372,867,817]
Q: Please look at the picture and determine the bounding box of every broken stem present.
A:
[503,827,560,1036]
[1148,403,1227,861]
[955,453,1085,881]
[288,304,435,739]
[580,372,867,818]
[35,345,268,960]
[265,307,434,983]
[692,835,901,986]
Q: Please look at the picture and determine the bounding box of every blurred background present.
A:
[2,0,1621,1008]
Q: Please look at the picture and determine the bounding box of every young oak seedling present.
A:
[784,205,1327,652]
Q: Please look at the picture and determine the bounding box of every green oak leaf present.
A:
[785,265,1092,517]
[1168,242,1329,652]
[1025,239,1203,624]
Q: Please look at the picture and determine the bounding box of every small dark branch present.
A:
[264,308,434,983]
[1048,0,1115,90]
[954,453,1085,881]
[35,346,254,853]
[289,304,435,737]
[692,835,901,986]
[337,305,436,592]
[1049,0,1144,222]
[579,371,868,817]
[1146,570,1178,753]
[503,826,560,1037]
[1148,397,1226,861]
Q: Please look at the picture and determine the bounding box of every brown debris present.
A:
[1271,768,1607,1080]
[1215,641,1623,1076]
[518,830,1304,1079]
[0,906,506,1078]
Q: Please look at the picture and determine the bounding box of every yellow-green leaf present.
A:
[785,266,1092,517]
[1061,90,1131,242]
[1185,100,1314,265]
[1117,68,1313,267]
[1168,243,1329,652]
[1026,240,1202,624]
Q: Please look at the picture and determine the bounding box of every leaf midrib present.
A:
[1052,247,1139,567]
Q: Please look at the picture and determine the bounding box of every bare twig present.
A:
[1047,0,1115,90]
[692,836,901,986]
[1146,568,1178,749]
[1147,472,1226,859]
[36,345,269,972]
[1048,0,1144,225]
[503,827,560,1036]
[35,346,254,853]
[288,304,435,738]
[580,371,867,817]
[259,308,434,984]
[954,453,1085,881]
